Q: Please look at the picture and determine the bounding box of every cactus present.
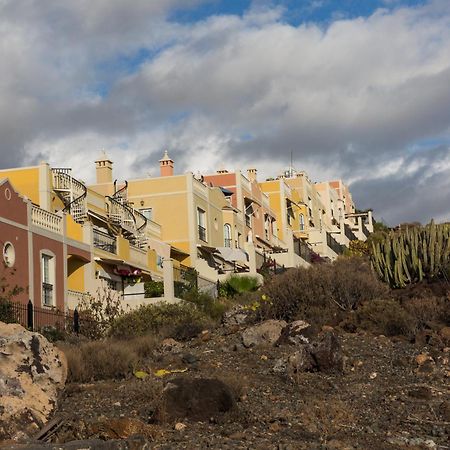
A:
[370,221,450,288]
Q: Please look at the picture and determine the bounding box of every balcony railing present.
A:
[224,238,232,248]
[326,232,344,255]
[31,205,62,234]
[294,238,312,263]
[344,224,357,241]
[361,223,370,238]
[93,228,116,254]
[198,225,207,242]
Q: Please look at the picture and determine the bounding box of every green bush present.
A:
[259,257,388,327]
[144,280,164,298]
[109,302,212,340]
[0,299,15,323]
[219,275,261,298]
[182,289,230,321]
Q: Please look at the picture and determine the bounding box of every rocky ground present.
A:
[12,320,449,450]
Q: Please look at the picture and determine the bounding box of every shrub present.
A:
[355,299,417,338]
[108,302,212,340]
[182,289,230,321]
[60,339,138,382]
[259,257,388,327]
[76,286,126,339]
[219,275,260,298]
[144,280,164,298]
[0,299,15,323]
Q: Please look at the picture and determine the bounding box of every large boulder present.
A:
[0,321,67,440]
[156,377,236,423]
[241,320,287,348]
[310,330,345,373]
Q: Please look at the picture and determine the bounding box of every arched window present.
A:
[224,223,232,247]
[299,214,305,231]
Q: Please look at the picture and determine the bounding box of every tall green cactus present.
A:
[370,221,450,288]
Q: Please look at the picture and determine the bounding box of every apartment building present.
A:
[328,179,374,241]
[275,171,344,260]
[203,168,285,271]
[90,152,249,282]
[0,161,165,309]
[258,177,312,267]
[0,177,90,310]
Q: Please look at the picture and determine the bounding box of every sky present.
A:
[0,0,449,226]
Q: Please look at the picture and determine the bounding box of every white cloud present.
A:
[0,0,449,224]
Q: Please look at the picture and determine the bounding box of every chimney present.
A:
[95,150,113,184]
[159,150,174,177]
[216,166,229,174]
[247,168,257,182]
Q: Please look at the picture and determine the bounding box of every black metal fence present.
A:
[326,232,344,255]
[294,238,313,263]
[0,299,97,335]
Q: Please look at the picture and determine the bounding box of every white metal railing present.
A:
[31,205,63,234]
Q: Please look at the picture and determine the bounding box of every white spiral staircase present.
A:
[52,168,87,223]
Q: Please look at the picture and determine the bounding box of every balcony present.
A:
[326,232,344,255]
[198,225,207,242]
[130,245,148,267]
[93,228,117,254]
[361,223,370,238]
[224,238,232,248]
[344,224,357,241]
[31,205,63,234]
[294,238,312,263]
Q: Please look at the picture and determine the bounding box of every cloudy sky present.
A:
[0,0,449,225]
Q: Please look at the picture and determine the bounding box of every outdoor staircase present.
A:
[108,182,148,249]
[52,168,87,223]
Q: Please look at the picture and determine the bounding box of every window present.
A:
[237,232,242,248]
[197,208,207,241]
[244,200,253,228]
[41,253,55,307]
[140,208,152,221]
[224,223,232,247]
[3,242,15,267]
[264,216,271,240]
[299,214,305,231]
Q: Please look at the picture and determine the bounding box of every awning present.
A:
[286,198,303,209]
[244,195,261,207]
[171,246,190,257]
[216,247,248,263]
[95,256,124,265]
[220,187,234,197]
[197,244,219,256]
[94,256,151,276]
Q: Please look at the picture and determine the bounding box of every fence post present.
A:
[73,308,80,334]
[27,300,33,330]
